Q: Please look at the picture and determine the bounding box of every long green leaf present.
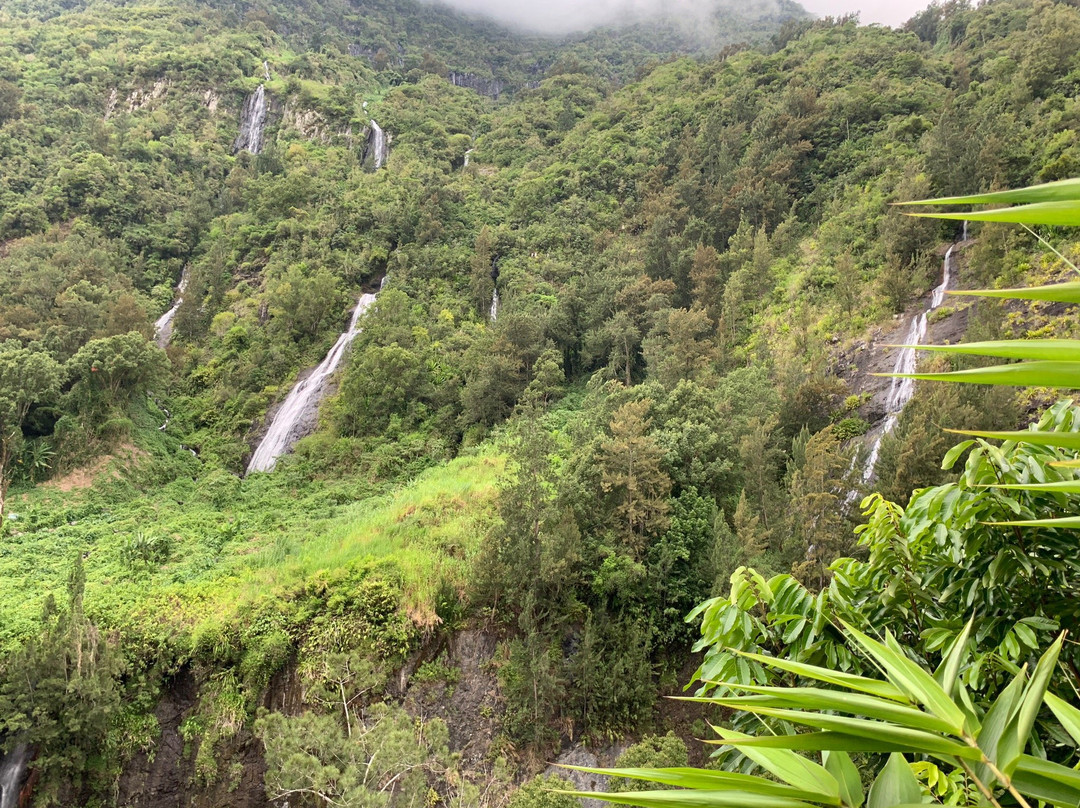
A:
[884,361,1080,388]
[710,727,840,799]
[944,428,1080,449]
[896,178,1080,207]
[703,731,914,754]
[948,282,1080,304]
[556,766,829,801]
[1014,753,1080,792]
[683,686,956,734]
[734,652,907,701]
[1001,633,1064,776]
[933,618,974,701]
[895,339,1080,361]
[552,789,823,808]
[985,480,1080,493]
[985,516,1080,528]
[841,623,967,733]
[975,666,1027,783]
[907,200,1080,226]
[1008,768,1080,808]
[709,704,979,760]
[1045,692,1080,746]
[866,754,921,808]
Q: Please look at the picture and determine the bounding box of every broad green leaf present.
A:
[866,754,922,808]
[710,726,840,799]
[895,339,1080,361]
[906,200,1080,226]
[884,361,1080,388]
[556,766,828,801]
[1008,767,1080,808]
[823,752,864,808]
[949,282,1080,304]
[1045,692,1080,746]
[841,623,967,733]
[941,440,975,470]
[552,789,822,808]
[735,652,907,701]
[896,178,1080,207]
[1014,753,1080,795]
[944,428,1080,450]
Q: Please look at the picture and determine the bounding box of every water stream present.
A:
[246,291,378,474]
[154,265,192,348]
[366,120,388,169]
[489,288,499,322]
[859,243,957,482]
[0,744,30,808]
[464,148,474,168]
[233,85,268,155]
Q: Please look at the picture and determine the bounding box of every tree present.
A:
[0,345,62,531]
[598,398,672,556]
[64,332,166,423]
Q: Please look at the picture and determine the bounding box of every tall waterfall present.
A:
[0,744,30,808]
[233,85,268,154]
[860,244,957,482]
[366,120,388,169]
[464,148,474,168]
[154,265,192,348]
[246,291,378,474]
[489,288,499,322]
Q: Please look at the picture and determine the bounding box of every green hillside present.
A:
[3,0,1080,805]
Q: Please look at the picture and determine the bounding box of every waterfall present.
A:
[464,148,474,168]
[962,220,969,242]
[366,120,388,169]
[489,288,499,322]
[154,265,192,348]
[860,244,957,483]
[0,744,30,808]
[246,291,379,474]
[233,85,268,155]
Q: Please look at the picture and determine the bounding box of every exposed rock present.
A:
[126,79,170,113]
[448,71,504,100]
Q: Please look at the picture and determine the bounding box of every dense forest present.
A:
[2,0,1080,805]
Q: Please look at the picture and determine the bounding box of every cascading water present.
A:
[0,744,30,808]
[859,243,957,482]
[366,120,388,169]
[489,288,499,322]
[246,291,379,474]
[154,265,191,348]
[464,148,474,168]
[233,85,268,155]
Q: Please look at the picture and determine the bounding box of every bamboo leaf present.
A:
[895,339,1080,361]
[948,282,1080,304]
[734,652,907,701]
[985,516,1080,528]
[985,480,1080,493]
[933,618,973,701]
[1003,633,1065,776]
[944,428,1080,450]
[883,361,1080,388]
[709,727,840,798]
[556,766,828,801]
[703,731,913,754]
[906,200,1080,226]
[895,178,1080,207]
[840,622,967,733]
[685,686,956,734]
[552,789,823,808]
[1045,692,1080,746]
[866,754,922,808]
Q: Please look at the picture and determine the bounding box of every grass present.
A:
[0,443,505,656]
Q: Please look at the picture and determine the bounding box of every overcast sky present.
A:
[436,0,935,33]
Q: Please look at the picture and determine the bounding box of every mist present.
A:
[427,0,785,35]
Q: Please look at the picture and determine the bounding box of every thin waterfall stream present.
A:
[859,242,959,483]
[233,85,268,155]
[0,744,30,808]
[246,289,379,474]
[154,265,191,348]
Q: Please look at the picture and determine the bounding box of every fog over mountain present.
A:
[430,0,931,31]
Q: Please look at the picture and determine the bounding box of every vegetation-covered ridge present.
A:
[2,0,1080,805]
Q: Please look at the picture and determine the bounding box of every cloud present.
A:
[427,0,784,35]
